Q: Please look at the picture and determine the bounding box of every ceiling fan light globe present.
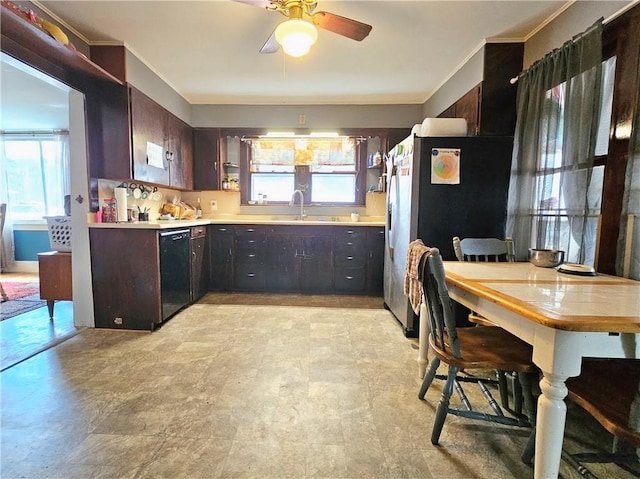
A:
[275,19,318,58]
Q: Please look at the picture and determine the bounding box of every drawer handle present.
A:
[248,240,255,244]
[347,256,354,260]
[347,230,354,234]
[248,254,256,258]
[219,228,227,232]
[347,242,353,246]
[345,276,354,280]
[246,228,255,232]
[247,273,255,277]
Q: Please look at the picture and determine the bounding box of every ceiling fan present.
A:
[234,0,372,58]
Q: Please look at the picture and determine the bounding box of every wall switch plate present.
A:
[210,200,218,211]
[298,114,306,125]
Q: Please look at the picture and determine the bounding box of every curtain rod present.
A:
[1,130,69,135]
[510,15,607,85]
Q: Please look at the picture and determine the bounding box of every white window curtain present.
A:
[506,19,604,264]
[0,135,15,271]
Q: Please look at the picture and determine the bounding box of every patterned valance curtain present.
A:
[506,19,604,262]
[251,138,356,166]
[616,53,640,279]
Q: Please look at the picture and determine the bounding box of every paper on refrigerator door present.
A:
[431,148,460,185]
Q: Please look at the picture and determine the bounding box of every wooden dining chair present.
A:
[563,358,640,477]
[453,236,522,414]
[417,247,537,446]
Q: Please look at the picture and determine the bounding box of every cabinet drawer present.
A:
[334,238,366,255]
[334,251,367,267]
[210,225,234,235]
[235,249,263,266]
[236,236,264,248]
[334,267,366,292]
[366,227,385,247]
[235,225,266,238]
[234,264,266,291]
[191,225,207,238]
[334,227,366,243]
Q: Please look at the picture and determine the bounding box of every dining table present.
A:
[429,261,640,479]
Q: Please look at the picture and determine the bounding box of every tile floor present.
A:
[0,293,636,479]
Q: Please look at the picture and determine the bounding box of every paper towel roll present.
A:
[410,123,422,136]
[420,118,468,137]
[114,187,128,222]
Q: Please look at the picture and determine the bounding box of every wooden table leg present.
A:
[46,299,55,319]
[534,371,569,479]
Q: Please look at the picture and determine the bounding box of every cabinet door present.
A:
[190,234,208,302]
[90,229,161,330]
[300,236,333,292]
[209,225,234,291]
[266,234,299,292]
[168,114,194,189]
[366,227,385,294]
[193,128,220,190]
[130,87,169,185]
[86,84,132,182]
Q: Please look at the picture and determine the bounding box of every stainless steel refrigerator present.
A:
[383,135,514,337]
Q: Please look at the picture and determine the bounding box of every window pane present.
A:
[311,175,356,203]
[595,56,616,155]
[251,174,295,202]
[2,138,67,220]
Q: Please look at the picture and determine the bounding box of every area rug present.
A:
[1,283,46,321]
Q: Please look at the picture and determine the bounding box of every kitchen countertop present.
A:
[88,215,385,229]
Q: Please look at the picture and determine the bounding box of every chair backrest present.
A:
[453,236,515,263]
[420,247,461,358]
[0,203,5,234]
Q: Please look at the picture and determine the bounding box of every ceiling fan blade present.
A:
[232,0,275,8]
[260,30,280,54]
[311,11,372,41]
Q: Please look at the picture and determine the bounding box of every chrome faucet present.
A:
[289,189,305,220]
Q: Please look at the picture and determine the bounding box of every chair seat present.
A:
[429,326,536,374]
[566,358,640,446]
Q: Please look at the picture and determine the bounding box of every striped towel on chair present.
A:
[404,240,431,314]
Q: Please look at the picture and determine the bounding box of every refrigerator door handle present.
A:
[387,165,399,260]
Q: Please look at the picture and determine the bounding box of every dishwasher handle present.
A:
[160,229,190,240]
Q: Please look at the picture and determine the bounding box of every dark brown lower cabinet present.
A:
[366,226,385,294]
[267,226,333,293]
[208,224,383,294]
[209,225,234,291]
[90,228,162,330]
[190,226,208,302]
[234,226,267,292]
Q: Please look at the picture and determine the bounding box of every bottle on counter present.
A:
[195,197,202,218]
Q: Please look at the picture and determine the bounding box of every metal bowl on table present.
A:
[529,248,565,268]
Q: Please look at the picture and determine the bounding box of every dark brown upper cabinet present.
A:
[193,128,220,190]
[439,43,524,137]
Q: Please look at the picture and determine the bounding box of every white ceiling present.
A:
[3,0,593,132]
[33,0,569,105]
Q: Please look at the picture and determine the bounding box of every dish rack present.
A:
[45,216,72,252]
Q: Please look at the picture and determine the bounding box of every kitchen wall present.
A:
[422,1,631,119]
[421,47,483,119]
[523,1,629,69]
[191,103,422,129]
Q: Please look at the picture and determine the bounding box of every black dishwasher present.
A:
[160,229,191,321]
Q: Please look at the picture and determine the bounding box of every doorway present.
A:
[0,53,94,368]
